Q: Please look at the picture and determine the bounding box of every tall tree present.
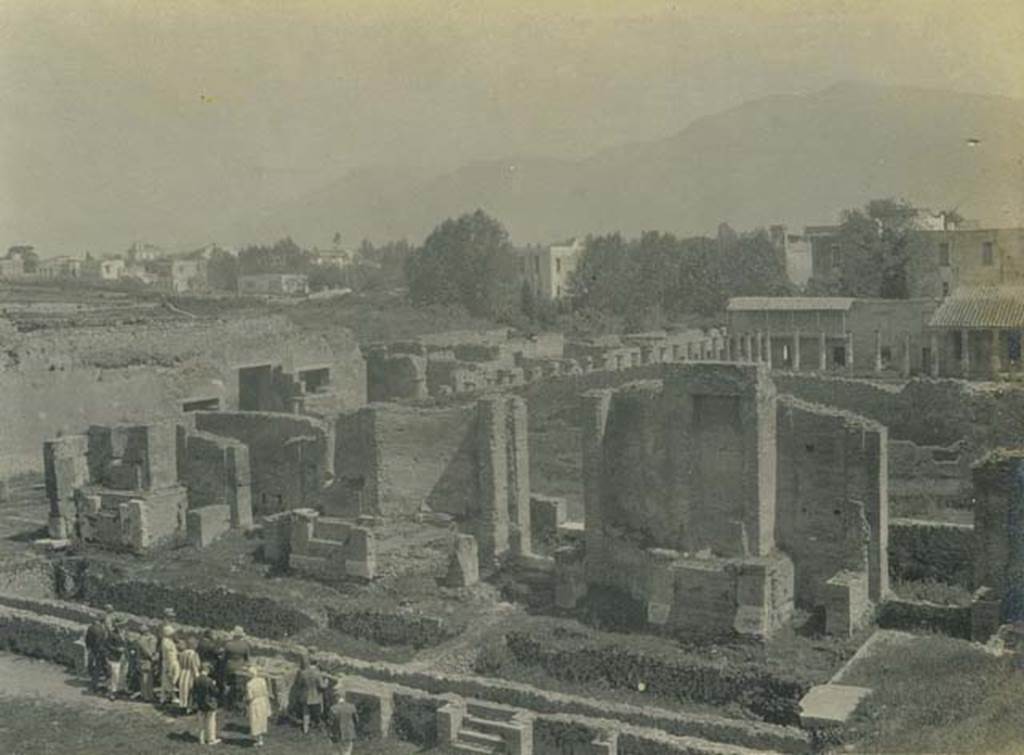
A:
[405,210,515,317]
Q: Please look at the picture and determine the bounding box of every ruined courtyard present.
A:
[2,286,1024,755]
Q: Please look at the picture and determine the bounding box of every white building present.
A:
[519,238,585,300]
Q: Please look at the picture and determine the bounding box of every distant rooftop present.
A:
[929,286,1024,329]
[727,297,855,312]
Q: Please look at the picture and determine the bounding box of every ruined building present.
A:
[561,362,888,638]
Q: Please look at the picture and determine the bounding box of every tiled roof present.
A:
[727,297,855,312]
[929,287,1024,329]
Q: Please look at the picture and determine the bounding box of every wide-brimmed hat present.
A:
[231,625,246,637]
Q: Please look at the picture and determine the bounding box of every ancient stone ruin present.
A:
[560,362,887,638]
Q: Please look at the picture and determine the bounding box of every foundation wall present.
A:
[0,315,365,476]
[775,397,888,604]
[193,411,331,516]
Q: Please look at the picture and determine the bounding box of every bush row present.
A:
[505,632,810,727]
[328,609,458,648]
[877,599,971,639]
[78,569,318,640]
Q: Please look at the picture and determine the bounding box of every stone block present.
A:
[186,504,232,548]
[530,495,565,544]
[971,586,1001,642]
[345,681,395,739]
[443,534,480,587]
[823,570,871,637]
[799,683,872,728]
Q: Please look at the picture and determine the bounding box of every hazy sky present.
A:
[2,0,1023,253]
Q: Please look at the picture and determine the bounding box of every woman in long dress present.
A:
[177,637,201,713]
[158,625,181,705]
[245,664,272,748]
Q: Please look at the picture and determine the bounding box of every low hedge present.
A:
[505,632,810,726]
[79,570,318,640]
[878,599,971,640]
[328,609,458,648]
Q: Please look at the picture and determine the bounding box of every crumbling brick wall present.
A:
[775,397,889,605]
[972,449,1024,622]
[193,411,331,516]
[177,428,253,529]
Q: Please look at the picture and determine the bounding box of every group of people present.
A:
[82,607,357,751]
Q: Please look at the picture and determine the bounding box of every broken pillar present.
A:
[443,534,480,587]
[972,449,1024,623]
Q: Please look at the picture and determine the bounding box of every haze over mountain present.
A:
[248,82,1024,246]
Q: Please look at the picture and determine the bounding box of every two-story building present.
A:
[238,273,309,296]
[519,238,585,300]
[726,296,938,376]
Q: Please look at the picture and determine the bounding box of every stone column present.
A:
[930,332,941,377]
[819,331,828,371]
[846,332,855,374]
[874,330,883,373]
[792,330,801,371]
[765,331,773,369]
[744,333,753,362]
[581,390,612,562]
[961,329,971,377]
[476,398,510,563]
[992,329,1002,375]
[726,337,734,362]
[902,334,912,378]
[754,331,762,363]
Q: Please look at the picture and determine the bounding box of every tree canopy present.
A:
[405,210,519,318]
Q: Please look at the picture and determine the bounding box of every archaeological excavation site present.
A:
[2,298,1024,755]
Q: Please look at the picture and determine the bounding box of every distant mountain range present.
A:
[238,82,1024,246]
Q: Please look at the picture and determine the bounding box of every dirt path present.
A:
[405,600,518,674]
[0,652,173,721]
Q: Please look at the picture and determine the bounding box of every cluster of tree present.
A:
[405,210,521,319]
[808,198,954,299]
[568,228,790,327]
[402,210,791,331]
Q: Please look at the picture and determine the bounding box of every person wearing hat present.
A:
[83,609,111,693]
[293,654,327,734]
[192,662,222,746]
[104,615,128,700]
[326,683,357,755]
[222,626,251,709]
[177,636,201,714]
[244,664,272,748]
[158,624,181,706]
[134,626,159,702]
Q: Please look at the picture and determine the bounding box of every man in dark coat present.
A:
[133,627,159,702]
[326,684,357,755]
[222,626,251,709]
[84,614,109,693]
[293,654,327,734]
[192,663,222,745]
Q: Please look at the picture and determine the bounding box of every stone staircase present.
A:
[439,699,534,755]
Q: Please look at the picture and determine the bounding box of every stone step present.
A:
[463,714,521,738]
[458,727,505,750]
[465,700,520,722]
[451,742,500,755]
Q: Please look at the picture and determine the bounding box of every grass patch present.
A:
[843,634,1024,753]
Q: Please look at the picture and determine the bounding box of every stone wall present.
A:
[889,518,974,587]
[264,509,377,581]
[177,428,253,528]
[775,397,888,605]
[328,397,531,563]
[0,592,810,754]
[887,439,970,510]
[972,449,1024,622]
[193,411,332,516]
[774,373,1024,454]
[0,314,365,476]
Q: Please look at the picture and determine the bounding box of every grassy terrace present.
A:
[842,633,1024,754]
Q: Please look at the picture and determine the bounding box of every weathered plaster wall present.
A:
[193,411,331,516]
[0,315,365,476]
[775,397,888,605]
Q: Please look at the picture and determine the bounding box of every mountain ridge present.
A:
[237,82,1024,246]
